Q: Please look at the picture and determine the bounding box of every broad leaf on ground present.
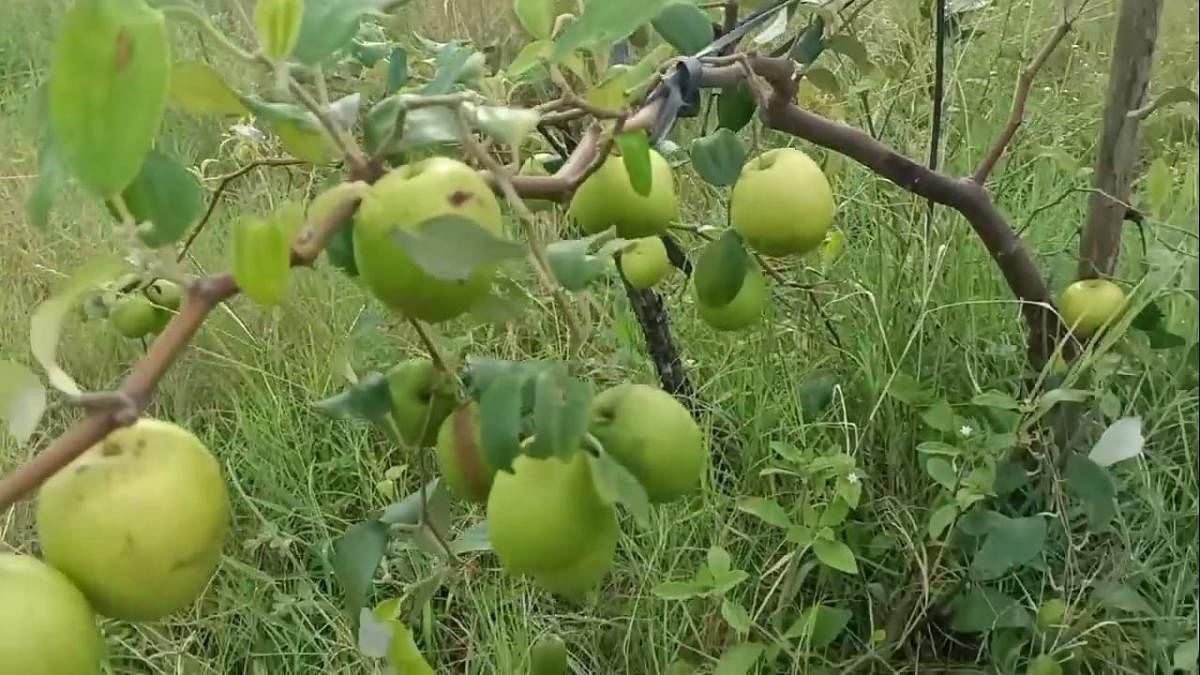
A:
[970,515,1046,580]
[713,642,765,675]
[950,586,1032,633]
[1088,416,1143,467]
[332,519,389,625]
[813,534,858,574]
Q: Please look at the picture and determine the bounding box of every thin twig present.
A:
[177,159,305,261]
[972,16,1075,183]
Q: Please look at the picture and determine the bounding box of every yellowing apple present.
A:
[695,264,767,331]
[0,553,103,675]
[731,148,835,256]
[620,236,671,289]
[354,157,504,323]
[435,403,496,503]
[1058,279,1126,335]
[529,506,618,599]
[36,418,230,621]
[387,358,457,448]
[568,150,679,238]
[589,384,706,503]
[486,451,617,574]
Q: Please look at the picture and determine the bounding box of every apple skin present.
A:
[529,634,569,675]
[353,157,504,323]
[36,418,230,621]
[435,403,496,503]
[0,553,103,675]
[387,358,457,448]
[486,451,617,574]
[568,150,679,238]
[1058,279,1126,335]
[589,384,707,503]
[145,279,182,310]
[620,236,671,289]
[730,147,835,256]
[695,264,767,332]
[529,508,618,599]
[108,294,160,338]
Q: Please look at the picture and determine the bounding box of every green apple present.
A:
[589,383,706,503]
[568,150,679,238]
[144,279,182,310]
[1036,598,1068,630]
[1058,278,1126,335]
[0,553,103,675]
[353,157,504,323]
[1026,655,1063,675]
[731,147,835,256]
[486,450,617,574]
[529,508,618,599]
[387,358,457,448]
[695,264,767,331]
[529,634,569,675]
[620,236,671,289]
[435,403,496,503]
[36,418,230,621]
[108,294,159,338]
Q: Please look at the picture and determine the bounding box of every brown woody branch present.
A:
[972,16,1074,183]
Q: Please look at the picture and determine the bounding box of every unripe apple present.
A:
[435,403,496,503]
[530,634,569,675]
[1058,278,1126,335]
[695,264,767,331]
[731,147,835,256]
[108,294,160,338]
[568,150,679,238]
[529,497,618,599]
[620,236,671,289]
[486,451,617,574]
[354,157,504,323]
[0,553,103,675]
[145,279,183,310]
[36,418,230,621]
[386,358,457,448]
[589,383,707,503]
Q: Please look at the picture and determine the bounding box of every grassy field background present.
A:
[1,0,1197,673]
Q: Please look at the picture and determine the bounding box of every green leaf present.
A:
[379,479,447,527]
[1148,328,1186,349]
[1093,581,1154,615]
[993,460,1028,495]
[168,61,247,116]
[332,519,389,625]
[232,215,291,305]
[0,361,47,445]
[479,372,526,472]
[886,373,930,405]
[1172,636,1198,674]
[117,149,203,248]
[694,231,749,306]
[751,7,788,44]
[363,96,404,157]
[1087,416,1143,468]
[513,0,554,39]
[27,138,66,229]
[737,496,793,529]
[652,2,714,55]
[544,234,615,292]
[927,503,958,540]
[530,365,593,460]
[1036,388,1090,415]
[971,515,1046,580]
[386,47,408,94]
[706,546,732,575]
[925,457,958,490]
[508,39,552,78]
[1143,156,1172,215]
[1143,85,1199,116]
[798,371,838,419]
[50,0,170,197]
[552,0,672,62]
[717,85,756,133]
[398,105,460,150]
[31,257,126,395]
[920,399,957,432]
[690,128,747,187]
[292,0,372,65]
[390,215,526,282]
[790,15,826,65]
[950,586,1032,633]
[818,498,851,527]
[785,604,852,648]
[256,0,304,60]
[813,535,858,574]
[1065,453,1116,529]
[653,580,708,600]
[313,371,393,422]
[449,521,492,555]
[616,130,653,197]
[713,642,765,675]
[804,66,842,96]
[971,390,1021,410]
[1131,301,1167,331]
[721,598,752,636]
[709,569,750,595]
[421,43,475,95]
[824,35,873,72]
[471,105,542,148]
[588,450,651,529]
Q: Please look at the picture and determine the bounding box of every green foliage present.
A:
[117,150,203,248]
[0,361,47,444]
[616,130,653,196]
[232,214,291,305]
[690,128,747,186]
[694,231,749,306]
[255,0,304,61]
[390,215,526,282]
[652,3,714,55]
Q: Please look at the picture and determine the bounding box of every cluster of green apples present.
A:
[90,277,183,340]
[429,382,707,600]
[1,419,230,674]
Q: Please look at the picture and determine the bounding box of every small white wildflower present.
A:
[846,472,860,485]
[959,424,974,438]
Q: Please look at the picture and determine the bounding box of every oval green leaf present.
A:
[169,61,248,116]
[694,231,749,306]
[256,0,305,61]
[616,130,653,196]
[117,149,203,248]
[652,3,714,55]
[689,128,746,187]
